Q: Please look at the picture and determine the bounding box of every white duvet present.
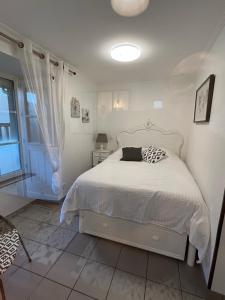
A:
[61,148,210,262]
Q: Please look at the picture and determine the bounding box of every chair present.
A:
[0,215,32,300]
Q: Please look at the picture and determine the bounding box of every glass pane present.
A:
[0,143,21,176]
[0,78,16,111]
[0,82,20,143]
[0,88,10,123]
[0,112,19,143]
[0,77,22,177]
[25,92,37,116]
[26,116,42,143]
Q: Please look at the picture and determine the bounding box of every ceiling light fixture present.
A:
[111,0,150,17]
[111,44,141,62]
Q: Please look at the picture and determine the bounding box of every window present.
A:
[0,76,22,181]
[25,91,41,143]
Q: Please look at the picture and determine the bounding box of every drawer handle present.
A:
[152,235,160,241]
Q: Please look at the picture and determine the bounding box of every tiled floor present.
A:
[1,201,224,300]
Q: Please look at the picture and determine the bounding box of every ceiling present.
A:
[0,0,225,85]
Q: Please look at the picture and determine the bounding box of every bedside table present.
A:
[92,150,112,167]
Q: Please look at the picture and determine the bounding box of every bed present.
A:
[61,120,210,266]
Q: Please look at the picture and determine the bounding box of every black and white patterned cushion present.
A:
[142,146,166,164]
[0,226,20,274]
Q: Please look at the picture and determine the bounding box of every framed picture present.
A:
[82,108,90,123]
[71,97,80,118]
[194,74,215,123]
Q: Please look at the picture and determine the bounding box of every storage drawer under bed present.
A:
[79,211,187,260]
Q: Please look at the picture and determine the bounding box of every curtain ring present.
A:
[39,53,45,59]
[17,41,24,48]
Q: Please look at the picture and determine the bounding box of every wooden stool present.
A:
[0,216,32,300]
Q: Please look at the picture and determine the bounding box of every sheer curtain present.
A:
[18,40,65,196]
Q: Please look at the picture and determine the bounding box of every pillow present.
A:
[142,146,166,163]
[120,147,142,161]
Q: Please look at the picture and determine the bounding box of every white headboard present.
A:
[116,119,184,157]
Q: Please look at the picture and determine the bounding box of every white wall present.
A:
[97,79,194,156]
[62,71,96,193]
[0,193,31,216]
[186,25,225,283]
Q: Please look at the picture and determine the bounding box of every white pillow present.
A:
[142,146,166,164]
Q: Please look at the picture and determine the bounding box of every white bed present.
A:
[61,121,210,265]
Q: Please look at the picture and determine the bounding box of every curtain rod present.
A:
[0,31,76,75]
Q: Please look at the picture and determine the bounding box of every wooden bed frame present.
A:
[79,120,197,266]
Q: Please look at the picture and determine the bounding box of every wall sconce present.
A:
[113,91,129,111]
[113,99,123,110]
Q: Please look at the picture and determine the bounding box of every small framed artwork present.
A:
[194,74,215,123]
[71,97,80,118]
[82,108,90,123]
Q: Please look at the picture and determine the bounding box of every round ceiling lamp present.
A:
[111,0,150,17]
[111,44,141,62]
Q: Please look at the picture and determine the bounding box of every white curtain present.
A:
[18,40,65,195]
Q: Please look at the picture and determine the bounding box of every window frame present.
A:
[0,72,24,183]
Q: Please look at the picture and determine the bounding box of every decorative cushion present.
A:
[0,226,20,274]
[120,147,142,161]
[142,146,166,164]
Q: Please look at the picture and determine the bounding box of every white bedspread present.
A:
[61,148,210,262]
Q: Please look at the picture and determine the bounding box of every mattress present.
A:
[61,148,210,262]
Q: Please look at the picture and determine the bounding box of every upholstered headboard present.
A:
[116,119,184,157]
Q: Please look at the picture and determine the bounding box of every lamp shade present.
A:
[111,0,150,17]
[96,133,108,143]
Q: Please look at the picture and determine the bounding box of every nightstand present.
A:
[92,150,112,167]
